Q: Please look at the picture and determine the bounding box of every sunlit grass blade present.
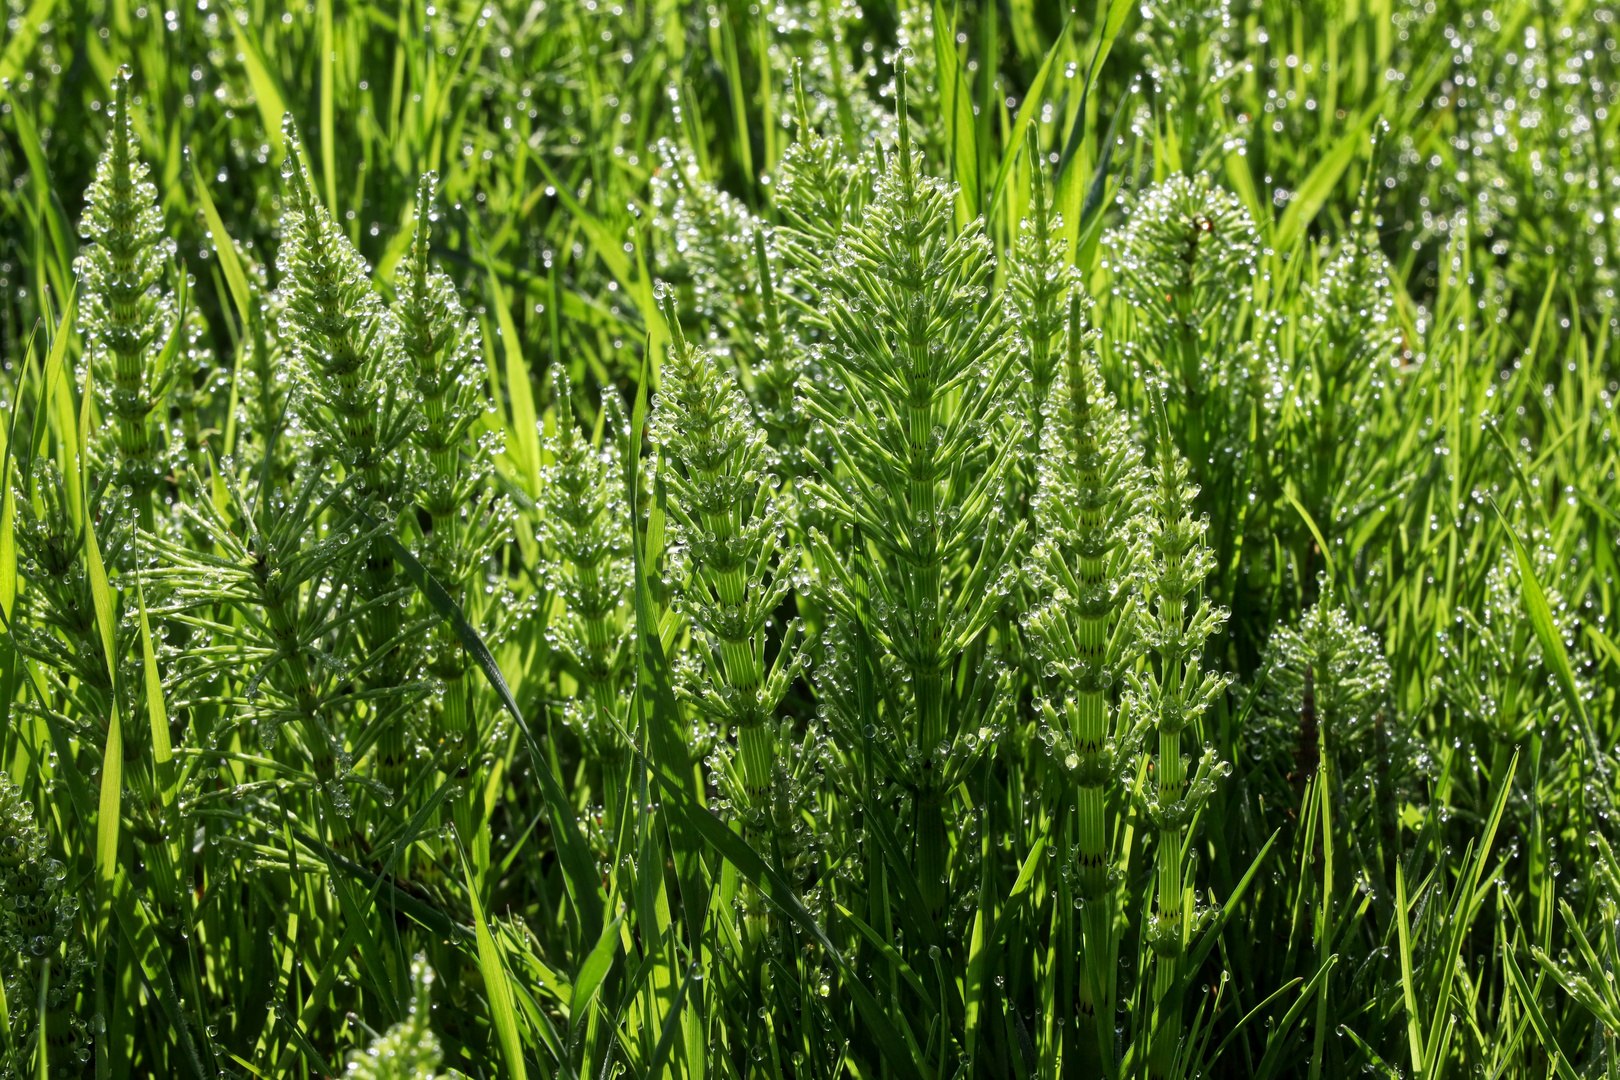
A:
[382,529,606,946]
[987,15,1067,219]
[1491,501,1590,733]
[0,0,56,108]
[568,910,623,1040]
[1502,940,1580,1080]
[481,238,543,496]
[1395,863,1425,1078]
[1272,110,1379,255]
[463,844,530,1080]
[932,1,981,223]
[229,5,288,157]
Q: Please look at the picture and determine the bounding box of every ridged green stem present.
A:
[545,387,631,837]
[897,76,950,920]
[100,78,161,531]
[664,301,779,940]
[399,174,474,776]
[1149,503,1191,1080]
[1066,301,1118,1068]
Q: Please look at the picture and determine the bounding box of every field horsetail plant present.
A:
[1024,293,1145,1073]
[0,0,1619,1078]
[74,72,179,534]
[652,290,807,948]
[798,60,1022,932]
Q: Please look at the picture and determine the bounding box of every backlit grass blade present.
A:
[189,157,253,330]
[381,529,605,945]
[462,845,529,1080]
[1502,942,1580,1080]
[964,835,1046,1028]
[0,597,94,821]
[986,17,1066,217]
[230,7,288,157]
[1395,863,1425,1079]
[189,161,250,510]
[480,239,543,496]
[1273,109,1379,254]
[932,1,981,223]
[40,289,80,528]
[1284,482,1337,587]
[1490,501,1589,731]
[714,10,754,190]
[0,328,28,631]
[1055,0,1131,236]
[87,548,124,1080]
[569,910,623,1038]
[1071,91,1128,268]
[28,293,68,497]
[643,961,698,1080]
[319,0,337,215]
[1585,624,1620,672]
[527,154,634,296]
[753,9,776,174]
[0,0,57,107]
[152,267,189,393]
[79,364,116,682]
[10,105,72,291]
[80,356,126,959]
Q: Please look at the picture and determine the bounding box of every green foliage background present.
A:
[0,0,1613,1077]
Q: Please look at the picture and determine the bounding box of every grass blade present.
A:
[189,158,253,331]
[382,530,605,946]
[230,6,288,157]
[462,845,529,1080]
[643,961,697,1080]
[40,288,80,526]
[933,0,981,223]
[1502,942,1579,1080]
[1273,110,1378,254]
[1490,502,1589,731]
[1395,863,1426,1079]
[319,0,337,215]
[1284,482,1337,586]
[569,910,623,1036]
[0,0,57,107]
[480,239,543,496]
[1178,829,1281,998]
[1253,955,1338,1080]
[986,17,1066,216]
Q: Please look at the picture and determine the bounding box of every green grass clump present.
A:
[0,1,1615,1078]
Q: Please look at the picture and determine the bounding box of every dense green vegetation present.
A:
[0,0,1614,1076]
